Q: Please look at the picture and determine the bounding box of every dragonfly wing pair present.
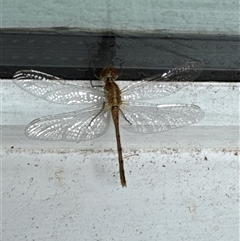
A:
[13,61,204,142]
[119,61,204,133]
[13,70,109,141]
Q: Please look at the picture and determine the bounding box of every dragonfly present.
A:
[13,61,204,187]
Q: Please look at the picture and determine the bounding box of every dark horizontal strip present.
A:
[0,29,239,81]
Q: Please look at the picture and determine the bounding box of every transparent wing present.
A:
[120,102,204,133]
[25,104,110,141]
[121,61,203,101]
[13,70,105,104]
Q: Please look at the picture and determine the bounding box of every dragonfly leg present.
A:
[89,65,104,88]
[88,101,106,126]
[118,60,125,78]
[90,78,104,88]
[120,109,132,125]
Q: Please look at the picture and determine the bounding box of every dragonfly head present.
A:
[100,67,119,82]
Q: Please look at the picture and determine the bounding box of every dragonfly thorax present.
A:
[104,77,122,107]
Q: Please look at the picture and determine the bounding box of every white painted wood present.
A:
[2,80,239,149]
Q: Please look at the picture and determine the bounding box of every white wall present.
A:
[1,0,239,34]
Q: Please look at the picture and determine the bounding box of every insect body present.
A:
[13,61,204,187]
